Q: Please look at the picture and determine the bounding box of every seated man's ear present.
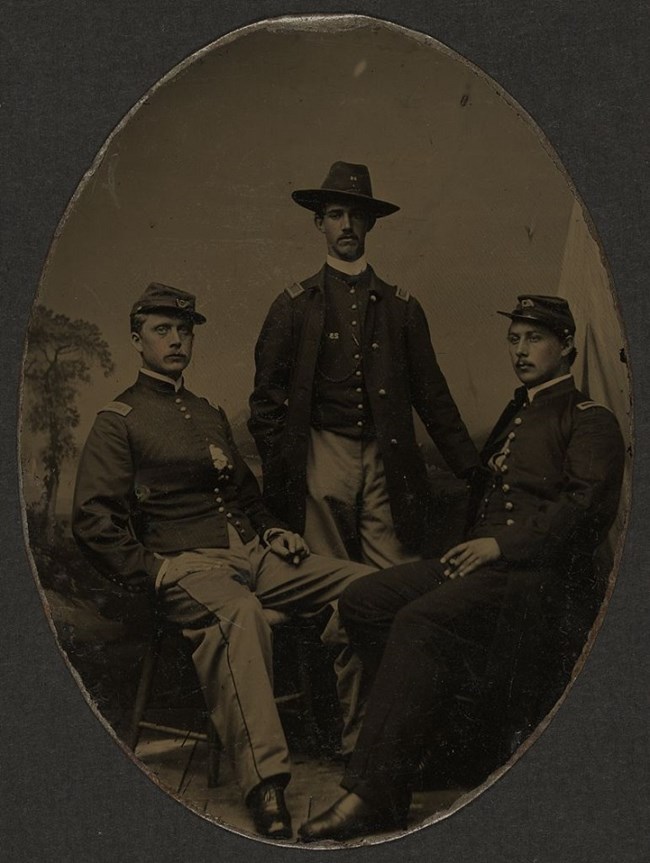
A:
[366,214,376,232]
[314,213,324,233]
[560,334,575,357]
[131,332,143,354]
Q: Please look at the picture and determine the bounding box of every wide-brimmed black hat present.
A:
[130,283,207,324]
[292,161,400,218]
[497,294,575,337]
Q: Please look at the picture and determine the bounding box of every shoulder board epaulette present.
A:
[285,282,305,299]
[206,399,223,413]
[395,285,410,302]
[577,400,611,412]
[98,401,132,417]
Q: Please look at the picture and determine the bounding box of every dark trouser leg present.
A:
[340,563,511,819]
[339,560,446,684]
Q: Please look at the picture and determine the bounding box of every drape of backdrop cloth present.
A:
[557,198,631,548]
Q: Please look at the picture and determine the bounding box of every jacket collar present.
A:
[304,264,386,300]
[137,369,185,394]
[519,374,576,406]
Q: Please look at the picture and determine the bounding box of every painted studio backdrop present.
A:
[19,16,630,841]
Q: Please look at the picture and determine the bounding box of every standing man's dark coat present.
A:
[249,264,478,554]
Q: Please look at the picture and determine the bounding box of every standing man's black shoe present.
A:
[246,780,292,839]
[298,792,404,842]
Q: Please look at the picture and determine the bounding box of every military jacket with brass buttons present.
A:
[249,264,479,552]
[73,372,287,591]
[470,377,625,567]
[310,266,376,438]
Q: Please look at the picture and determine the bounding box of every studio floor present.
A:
[134,717,468,847]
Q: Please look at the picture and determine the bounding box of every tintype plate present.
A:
[4,4,649,862]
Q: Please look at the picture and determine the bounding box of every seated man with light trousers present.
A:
[72,283,374,840]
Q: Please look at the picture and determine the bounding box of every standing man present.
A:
[249,161,479,568]
[72,283,373,840]
[298,295,626,842]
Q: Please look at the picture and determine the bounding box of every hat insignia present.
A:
[176,298,189,308]
[521,298,535,308]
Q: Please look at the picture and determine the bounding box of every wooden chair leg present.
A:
[296,631,321,750]
[207,719,222,787]
[126,628,163,751]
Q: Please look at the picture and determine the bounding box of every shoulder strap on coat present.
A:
[577,400,611,412]
[395,285,410,302]
[285,281,305,299]
[98,401,132,417]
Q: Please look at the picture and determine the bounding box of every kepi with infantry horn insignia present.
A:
[497,294,576,337]
[131,282,207,324]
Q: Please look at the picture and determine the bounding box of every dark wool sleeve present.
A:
[405,297,479,476]
[72,412,162,592]
[494,406,625,565]
[248,293,295,465]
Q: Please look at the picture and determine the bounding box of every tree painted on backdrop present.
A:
[23,305,114,541]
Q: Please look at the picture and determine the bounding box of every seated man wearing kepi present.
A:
[72,283,374,840]
[298,295,626,842]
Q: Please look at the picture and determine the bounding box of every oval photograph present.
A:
[19,14,631,846]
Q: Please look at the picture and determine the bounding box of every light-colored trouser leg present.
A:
[157,532,373,800]
[303,428,421,755]
[156,539,289,801]
[304,427,419,566]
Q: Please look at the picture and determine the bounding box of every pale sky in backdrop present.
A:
[21,18,625,512]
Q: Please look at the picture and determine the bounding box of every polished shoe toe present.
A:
[298,792,401,842]
[247,782,292,839]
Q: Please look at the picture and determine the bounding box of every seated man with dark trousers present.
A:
[72,283,373,840]
[298,295,626,842]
